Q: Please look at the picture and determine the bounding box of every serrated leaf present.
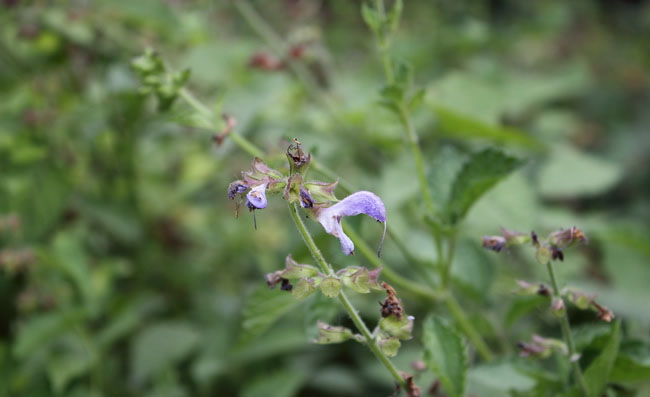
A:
[583,320,621,397]
[239,284,301,346]
[422,315,468,397]
[445,148,523,223]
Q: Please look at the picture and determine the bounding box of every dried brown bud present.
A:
[380,281,403,320]
[593,302,615,322]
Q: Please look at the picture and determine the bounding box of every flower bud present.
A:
[481,236,506,252]
[549,226,588,248]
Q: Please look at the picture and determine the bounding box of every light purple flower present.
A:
[246,183,268,210]
[316,191,386,256]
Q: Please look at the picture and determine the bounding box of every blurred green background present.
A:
[1,0,650,396]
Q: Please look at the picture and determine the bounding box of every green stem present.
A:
[342,224,440,302]
[233,0,325,105]
[441,231,457,289]
[288,203,406,388]
[546,261,588,395]
[398,106,436,217]
[444,294,494,361]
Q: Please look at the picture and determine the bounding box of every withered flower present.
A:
[481,235,506,252]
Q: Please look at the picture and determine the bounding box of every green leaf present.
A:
[131,321,200,384]
[239,284,301,346]
[445,148,523,223]
[610,340,650,383]
[433,106,542,149]
[466,362,536,397]
[361,3,380,34]
[422,315,468,397]
[583,320,621,397]
[241,369,306,397]
[538,145,623,198]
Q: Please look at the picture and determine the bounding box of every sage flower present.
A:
[315,191,386,256]
[246,183,268,210]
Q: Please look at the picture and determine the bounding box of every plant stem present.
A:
[288,203,406,388]
[546,261,588,395]
[397,106,436,217]
[232,0,325,105]
[444,294,494,362]
[342,224,440,302]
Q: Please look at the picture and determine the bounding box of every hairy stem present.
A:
[546,261,588,395]
[288,203,406,388]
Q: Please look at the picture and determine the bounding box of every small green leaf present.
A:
[320,277,341,298]
[379,314,413,340]
[583,320,621,397]
[386,0,403,33]
[361,3,380,34]
[293,278,317,300]
[394,61,412,88]
[445,148,523,223]
[378,336,401,357]
[422,315,468,397]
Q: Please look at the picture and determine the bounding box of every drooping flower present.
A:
[315,191,386,256]
[246,183,268,210]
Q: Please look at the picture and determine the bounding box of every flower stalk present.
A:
[545,260,588,395]
[288,203,407,389]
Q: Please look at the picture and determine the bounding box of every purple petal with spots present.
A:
[316,191,386,256]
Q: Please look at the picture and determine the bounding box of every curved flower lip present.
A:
[315,191,386,256]
[246,183,268,210]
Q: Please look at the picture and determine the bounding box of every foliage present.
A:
[1,0,650,396]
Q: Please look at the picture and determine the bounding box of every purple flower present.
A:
[246,183,268,210]
[315,191,386,256]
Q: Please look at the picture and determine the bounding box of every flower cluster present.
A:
[228,139,387,256]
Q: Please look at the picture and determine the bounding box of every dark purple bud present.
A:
[246,183,268,210]
[531,231,540,247]
[482,236,506,252]
[315,191,386,256]
[551,246,564,261]
[227,180,248,200]
[299,187,313,208]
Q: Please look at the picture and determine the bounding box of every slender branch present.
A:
[232,0,325,105]
[288,203,406,388]
[444,295,494,362]
[546,261,588,395]
[342,224,440,302]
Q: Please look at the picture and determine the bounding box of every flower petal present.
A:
[246,183,268,209]
[316,191,386,256]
